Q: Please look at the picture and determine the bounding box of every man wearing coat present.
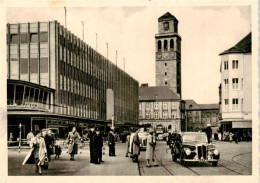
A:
[88,126,96,163]
[93,128,103,164]
[205,124,212,143]
[43,129,54,162]
[131,129,140,163]
[108,130,115,156]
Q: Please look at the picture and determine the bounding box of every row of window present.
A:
[223,60,239,70]
[140,111,181,119]
[224,98,243,111]
[158,39,174,52]
[8,32,48,44]
[140,102,179,110]
[223,78,243,90]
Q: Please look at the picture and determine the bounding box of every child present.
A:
[54,140,62,159]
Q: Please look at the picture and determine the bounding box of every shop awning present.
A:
[232,121,252,128]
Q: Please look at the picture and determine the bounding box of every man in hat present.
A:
[108,130,115,156]
[205,124,212,143]
[88,125,96,163]
[93,128,103,164]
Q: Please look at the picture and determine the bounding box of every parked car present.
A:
[171,132,220,166]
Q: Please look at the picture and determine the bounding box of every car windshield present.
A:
[182,134,207,143]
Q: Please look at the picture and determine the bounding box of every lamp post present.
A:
[64,7,67,28]
[19,123,21,153]
[106,42,108,60]
[81,21,85,41]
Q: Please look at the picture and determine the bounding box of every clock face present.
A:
[163,22,169,30]
[170,52,175,59]
[162,53,168,59]
[156,53,162,59]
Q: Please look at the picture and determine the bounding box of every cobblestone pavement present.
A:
[8,141,251,176]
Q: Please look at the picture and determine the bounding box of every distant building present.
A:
[185,100,219,131]
[219,32,252,135]
[7,21,139,140]
[139,85,185,132]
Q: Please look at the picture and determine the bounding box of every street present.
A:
[8,141,251,176]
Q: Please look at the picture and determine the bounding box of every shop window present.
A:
[39,90,43,103]
[20,33,28,44]
[29,88,35,102]
[34,89,39,102]
[24,87,30,101]
[21,58,28,74]
[15,85,24,105]
[7,84,14,105]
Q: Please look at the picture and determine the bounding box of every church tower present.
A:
[155,12,182,97]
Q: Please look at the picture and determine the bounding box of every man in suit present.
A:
[205,124,212,143]
[42,129,53,162]
[88,126,96,163]
[108,130,115,156]
[93,128,103,164]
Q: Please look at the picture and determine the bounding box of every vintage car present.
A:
[171,132,220,166]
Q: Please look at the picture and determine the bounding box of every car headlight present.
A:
[213,149,219,155]
[184,148,191,156]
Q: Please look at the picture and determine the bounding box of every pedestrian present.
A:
[30,130,47,175]
[43,129,54,162]
[54,139,62,159]
[145,129,159,167]
[88,126,96,163]
[125,132,130,157]
[27,131,34,145]
[93,128,103,164]
[233,131,239,144]
[229,131,233,143]
[205,124,212,143]
[108,130,116,156]
[67,127,81,161]
[131,129,140,163]
[218,131,222,141]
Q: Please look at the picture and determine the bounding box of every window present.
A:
[20,33,28,44]
[163,111,168,119]
[154,111,159,119]
[172,111,177,119]
[10,34,18,44]
[154,102,159,109]
[40,58,48,73]
[139,104,142,110]
[224,99,229,111]
[40,32,48,43]
[163,102,167,109]
[145,102,149,109]
[241,78,243,90]
[20,58,28,74]
[241,98,243,111]
[158,40,162,52]
[30,58,38,73]
[170,39,174,51]
[165,72,167,76]
[145,112,150,119]
[232,78,238,89]
[224,61,228,70]
[164,40,168,51]
[171,102,177,109]
[30,33,38,43]
[165,63,167,66]
[232,98,238,111]
[232,60,238,69]
[165,81,167,85]
[224,79,229,90]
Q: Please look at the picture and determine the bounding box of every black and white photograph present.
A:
[0,0,259,182]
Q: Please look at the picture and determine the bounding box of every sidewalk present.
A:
[8,142,139,176]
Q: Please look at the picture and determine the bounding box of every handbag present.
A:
[42,157,49,170]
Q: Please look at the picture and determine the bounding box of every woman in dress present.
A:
[30,130,47,175]
[67,127,81,160]
[145,129,159,167]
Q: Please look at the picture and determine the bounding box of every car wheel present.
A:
[172,153,177,162]
[180,152,187,167]
[212,161,218,167]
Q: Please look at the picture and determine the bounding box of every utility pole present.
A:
[116,50,118,66]
[19,123,21,153]
[96,33,98,50]
[81,21,85,41]
[64,7,67,28]
[106,42,108,60]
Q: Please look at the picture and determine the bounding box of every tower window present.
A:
[165,72,167,76]
[158,40,162,52]
[165,81,167,85]
[164,40,168,51]
[165,63,167,66]
[170,39,174,51]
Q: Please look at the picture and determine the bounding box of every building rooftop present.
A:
[219,32,251,55]
[139,86,180,101]
[184,100,201,110]
[199,104,219,110]
[158,12,177,22]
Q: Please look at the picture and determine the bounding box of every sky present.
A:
[7,6,251,104]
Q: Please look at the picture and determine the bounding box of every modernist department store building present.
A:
[7,21,139,140]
